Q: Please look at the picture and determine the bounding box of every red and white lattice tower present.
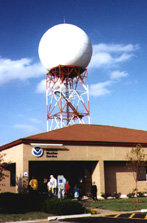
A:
[38,24,92,131]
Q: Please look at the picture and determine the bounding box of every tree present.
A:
[126,144,146,201]
[0,153,9,181]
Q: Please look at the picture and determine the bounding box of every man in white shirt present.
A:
[47,175,57,197]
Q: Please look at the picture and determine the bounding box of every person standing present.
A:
[73,185,79,200]
[57,175,66,199]
[91,181,97,201]
[41,178,48,195]
[65,181,71,198]
[29,176,38,195]
[47,175,57,197]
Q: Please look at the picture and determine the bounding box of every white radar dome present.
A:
[38,23,92,71]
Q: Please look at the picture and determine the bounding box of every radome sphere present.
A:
[38,23,92,71]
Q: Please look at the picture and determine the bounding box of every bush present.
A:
[138,192,145,197]
[0,193,85,215]
[112,192,121,199]
[127,192,135,198]
[0,192,42,213]
[101,193,111,199]
[41,197,85,215]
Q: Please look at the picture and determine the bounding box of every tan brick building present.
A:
[1,124,147,198]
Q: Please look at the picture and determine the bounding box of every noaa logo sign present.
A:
[32,147,43,157]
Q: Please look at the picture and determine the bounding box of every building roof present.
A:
[1,124,147,150]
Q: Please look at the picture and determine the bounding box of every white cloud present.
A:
[0,42,139,97]
[88,43,139,69]
[36,79,46,93]
[92,43,139,53]
[87,43,138,97]
[110,70,128,80]
[14,124,40,133]
[29,118,42,123]
[0,57,46,85]
[115,53,134,62]
[89,70,128,97]
[89,81,112,97]
[89,52,113,68]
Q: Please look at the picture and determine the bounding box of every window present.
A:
[137,166,147,181]
[10,163,16,186]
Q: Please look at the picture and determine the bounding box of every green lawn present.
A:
[0,212,49,222]
[84,197,147,211]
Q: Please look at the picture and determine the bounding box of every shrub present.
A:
[0,192,42,213]
[112,192,121,199]
[0,193,85,215]
[138,192,145,197]
[101,192,111,199]
[41,197,85,215]
[127,192,135,198]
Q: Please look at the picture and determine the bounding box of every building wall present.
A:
[0,169,16,193]
[104,161,135,195]
[0,144,23,193]
[1,143,147,196]
[104,161,147,196]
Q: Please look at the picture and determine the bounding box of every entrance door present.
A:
[29,161,97,195]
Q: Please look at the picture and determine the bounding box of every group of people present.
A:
[29,175,81,200]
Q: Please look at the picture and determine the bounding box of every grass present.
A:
[0,212,49,222]
[83,197,147,211]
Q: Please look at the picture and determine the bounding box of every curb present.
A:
[141,209,147,212]
[48,213,91,221]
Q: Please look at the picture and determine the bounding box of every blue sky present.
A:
[0,0,147,146]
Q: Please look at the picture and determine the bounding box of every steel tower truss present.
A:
[46,65,90,131]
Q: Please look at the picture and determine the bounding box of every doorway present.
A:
[29,161,97,195]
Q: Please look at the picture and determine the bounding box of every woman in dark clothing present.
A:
[91,181,97,201]
[41,178,48,195]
